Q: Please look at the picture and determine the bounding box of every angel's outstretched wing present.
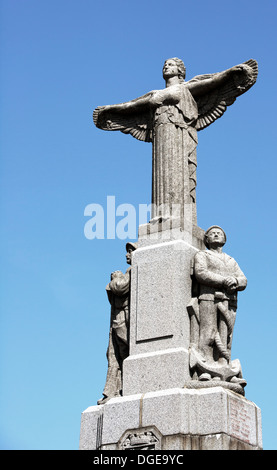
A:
[93,103,153,143]
[188,59,258,131]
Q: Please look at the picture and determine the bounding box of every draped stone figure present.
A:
[97,242,137,405]
[93,58,258,227]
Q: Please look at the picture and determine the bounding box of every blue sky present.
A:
[0,0,276,450]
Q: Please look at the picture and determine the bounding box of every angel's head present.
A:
[163,58,186,83]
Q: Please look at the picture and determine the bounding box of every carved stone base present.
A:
[189,346,246,395]
[79,387,262,450]
[123,347,190,396]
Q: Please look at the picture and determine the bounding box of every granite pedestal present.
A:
[79,387,262,450]
[80,222,262,450]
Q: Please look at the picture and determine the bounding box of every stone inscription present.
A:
[228,397,252,443]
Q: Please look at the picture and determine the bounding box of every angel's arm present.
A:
[187,64,248,98]
[96,90,155,117]
[95,85,182,118]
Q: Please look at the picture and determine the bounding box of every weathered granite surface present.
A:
[123,239,198,395]
[79,387,262,450]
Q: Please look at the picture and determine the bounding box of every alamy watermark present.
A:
[84,196,192,240]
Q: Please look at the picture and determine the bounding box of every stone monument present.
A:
[79,58,262,450]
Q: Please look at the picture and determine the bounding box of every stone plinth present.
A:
[79,387,263,450]
[138,218,205,251]
[123,238,198,396]
[123,348,189,396]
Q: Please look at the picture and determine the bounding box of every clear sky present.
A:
[1,0,276,450]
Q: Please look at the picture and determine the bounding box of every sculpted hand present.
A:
[223,276,238,292]
[93,106,109,126]
[111,270,123,279]
[232,64,248,74]
[95,105,106,112]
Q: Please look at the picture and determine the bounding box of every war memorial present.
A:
[79,57,262,450]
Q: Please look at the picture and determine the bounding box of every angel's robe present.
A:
[152,84,198,225]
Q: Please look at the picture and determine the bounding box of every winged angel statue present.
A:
[93,58,258,226]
